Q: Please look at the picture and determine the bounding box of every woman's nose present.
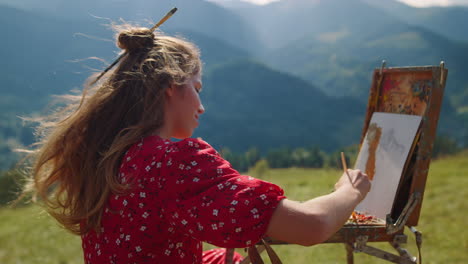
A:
[198,104,205,114]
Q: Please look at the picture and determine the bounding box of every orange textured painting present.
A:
[378,71,433,116]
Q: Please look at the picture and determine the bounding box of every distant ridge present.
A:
[0,0,467,170]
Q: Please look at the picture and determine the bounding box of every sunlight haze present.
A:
[240,0,279,4]
[396,0,468,7]
[236,0,468,6]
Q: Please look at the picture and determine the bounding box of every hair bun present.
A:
[117,28,155,52]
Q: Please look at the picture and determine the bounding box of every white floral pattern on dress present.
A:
[81,136,285,264]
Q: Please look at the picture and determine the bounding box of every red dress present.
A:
[81,136,285,263]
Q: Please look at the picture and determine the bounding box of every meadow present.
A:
[0,150,467,263]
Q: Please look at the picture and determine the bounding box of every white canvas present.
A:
[355,112,422,220]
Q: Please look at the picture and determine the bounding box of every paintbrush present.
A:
[90,7,178,85]
[340,152,353,185]
[341,152,358,222]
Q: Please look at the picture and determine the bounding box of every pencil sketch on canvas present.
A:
[355,112,422,220]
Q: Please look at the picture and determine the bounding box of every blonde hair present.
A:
[22,26,201,235]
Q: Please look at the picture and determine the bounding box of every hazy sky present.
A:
[240,0,468,6]
[397,0,468,7]
[239,0,278,4]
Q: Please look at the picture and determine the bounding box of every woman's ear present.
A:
[165,82,177,98]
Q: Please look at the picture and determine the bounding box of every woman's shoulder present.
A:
[171,137,214,151]
[120,136,220,175]
[166,138,222,162]
[137,136,218,157]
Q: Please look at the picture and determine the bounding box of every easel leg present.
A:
[225,248,234,264]
[345,243,354,264]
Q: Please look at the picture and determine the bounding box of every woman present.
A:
[24,26,371,263]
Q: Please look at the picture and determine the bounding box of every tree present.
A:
[291,148,309,167]
[249,159,269,178]
[432,135,460,158]
[305,146,325,168]
[244,147,260,169]
[220,147,248,172]
[0,169,23,206]
[266,147,292,168]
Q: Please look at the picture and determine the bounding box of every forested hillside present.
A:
[1,0,467,170]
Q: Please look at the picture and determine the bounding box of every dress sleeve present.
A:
[160,138,286,248]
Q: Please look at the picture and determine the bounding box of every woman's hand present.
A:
[335,169,371,202]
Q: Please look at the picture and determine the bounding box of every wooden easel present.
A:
[237,61,447,264]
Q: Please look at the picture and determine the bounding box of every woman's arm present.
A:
[265,169,371,246]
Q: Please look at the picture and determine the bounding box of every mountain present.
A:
[223,0,468,104]
[0,5,116,169]
[0,0,262,52]
[222,0,468,145]
[0,4,365,169]
[364,0,468,43]
[0,4,253,169]
[0,5,115,108]
[230,0,401,50]
[197,59,365,152]
[262,21,468,104]
[176,30,250,67]
[0,4,250,106]
[1,0,468,169]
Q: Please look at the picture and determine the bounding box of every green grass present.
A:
[1,151,467,263]
[253,151,468,264]
[0,206,82,264]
